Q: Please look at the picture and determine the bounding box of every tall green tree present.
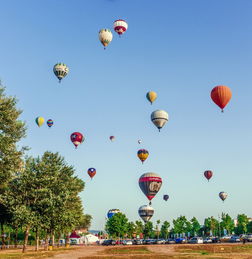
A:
[155,220,161,239]
[143,221,154,239]
[204,217,220,236]
[235,214,249,235]
[0,85,26,248]
[105,213,129,238]
[127,222,136,238]
[173,216,190,236]
[160,221,170,239]
[135,220,144,236]
[190,217,201,237]
[220,213,235,235]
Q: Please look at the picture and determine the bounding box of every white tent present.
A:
[82,234,99,244]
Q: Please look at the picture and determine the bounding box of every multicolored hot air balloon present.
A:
[88,168,96,179]
[99,29,113,49]
[110,136,115,142]
[151,110,169,132]
[137,149,149,164]
[47,119,53,128]
[139,172,162,205]
[107,209,120,219]
[138,205,154,223]
[146,91,157,105]
[219,192,227,202]
[211,85,232,112]
[70,132,84,148]
[163,194,169,201]
[113,19,128,36]
[53,63,69,83]
[35,117,45,127]
[204,170,213,181]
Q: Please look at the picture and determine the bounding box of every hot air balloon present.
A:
[146,91,157,105]
[211,85,232,112]
[107,209,120,219]
[88,168,96,179]
[163,194,169,201]
[138,205,154,223]
[99,29,113,49]
[138,139,142,144]
[110,136,115,142]
[219,192,227,202]
[113,19,128,36]
[47,119,53,128]
[53,63,69,83]
[70,132,84,148]
[35,117,44,127]
[204,170,213,181]
[151,110,169,132]
[137,149,149,163]
[139,172,162,205]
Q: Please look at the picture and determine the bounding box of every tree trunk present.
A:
[22,226,30,253]
[44,235,49,251]
[35,228,39,251]
[1,223,6,249]
[51,232,55,246]
[14,228,18,248]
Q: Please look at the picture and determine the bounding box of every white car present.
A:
[122,240,133,245]
[189,237,203,244]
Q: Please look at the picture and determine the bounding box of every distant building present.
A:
[234,218,252,227]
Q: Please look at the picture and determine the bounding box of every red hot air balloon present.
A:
[211,85,232,112]
[70,132,84,148]
[204,170,213,181]
[139,172,162,205]
[88,168,96,179]
[109,136,115,142]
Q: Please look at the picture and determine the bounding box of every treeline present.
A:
[105,213,252,239]
[0,85,91,252]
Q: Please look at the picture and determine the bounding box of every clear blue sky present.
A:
[0,0,252,230]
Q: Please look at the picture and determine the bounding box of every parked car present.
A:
[203,237,212,243]
[188,237,203,244]
[175,237,186,244]
[246,234,252,242]
[102,239,116,246]
[166,238,176,244]
[122,240,133,245]
[115,240,123,245]
[230,236,241,243]
[144,239,155,245]
[156,239,165,244]
[133,239,143,245]
[211,237,221,243]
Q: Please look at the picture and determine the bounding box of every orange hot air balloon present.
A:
[88,168,96,179]
[211,85,232,112]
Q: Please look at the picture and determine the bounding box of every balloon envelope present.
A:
[138,139,142,144]
[146,91,157,104]
[151,110,169,131]
[163,194,169,201]
[113,19,128,35]
[139,172,162,203]
[88,168,96,179]
[138,205,154,223]
[204,170,213,181]
[70,132,84,148]
[219,192,227,201]
[107,209,120,219]
[53,63,69,82]
[137,149,149,163]
[99,29,113,48]
[47,119,53,128]
[35,117,44,127]
[211,85,232,112]
[110,136,115,141]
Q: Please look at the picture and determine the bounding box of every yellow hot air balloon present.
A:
[146,91,157,105]
[137,149,149,164]
[35,117,45,127]
[99,29,113,49]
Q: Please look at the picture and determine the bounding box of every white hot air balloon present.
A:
[113,19,128,36]
[151,110,169,132]
[138,139,142,144]
[99,29,113,49]
[138,205,154,223]
[53,63,69,83]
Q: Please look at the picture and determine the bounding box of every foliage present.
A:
[220,213,235,235]
[143,221,154,238]
[190,217,201,237]
[235,214,249,235]
[160,221,170,239]
[204,216,220,236]
[173,216,191,236]
[105,213,129,238]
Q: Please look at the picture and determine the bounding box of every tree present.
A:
[127,222,136,238]
[143,221,154,239]
[247,221,252,233]
[105,213,129,238]
[204,217,219,236]
[173,216,190,236]
[155,220,161,239]
[220,213,235,235]
[0,85,26,248]
[76,214,92,232]
[190,217,201,237]
[235,214,249,235]
[160,221,170,239]
[135,220,144,237]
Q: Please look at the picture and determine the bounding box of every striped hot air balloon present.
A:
[35,117,45,127]
[138,205,154,223]
[47,119,53,128]
[151,110,169,132]
[137,149,149,164]
[211,85,232,112]
[99,29,113,49]
[139,172,162,205]
[53,63,69,83]
[113,19,128,36]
